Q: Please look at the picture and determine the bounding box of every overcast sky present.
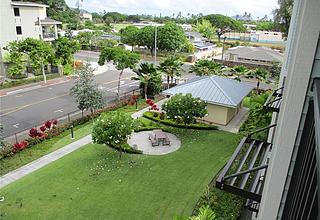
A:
[65,0,278,19]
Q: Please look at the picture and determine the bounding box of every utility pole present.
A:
[154,24,157,65]
[221,36,227,60]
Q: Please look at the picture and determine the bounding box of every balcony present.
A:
[263,87,283,113]
[216,124,276,212]
[43,32,56,41]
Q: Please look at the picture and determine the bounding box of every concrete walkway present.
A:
[0,135,92,189]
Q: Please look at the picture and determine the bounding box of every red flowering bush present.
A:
[45,120,52,129]
[13,140,28,152]
[29,128,41,138]
[146,99,159,111]
[40,125,47,132]
[52,119,58,126]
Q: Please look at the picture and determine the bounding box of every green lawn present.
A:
[1,98,155,175]
[0,129,239,220]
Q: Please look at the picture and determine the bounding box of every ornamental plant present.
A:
[13,140,28,152]
[92,111,136,159]
[162,93,207,126]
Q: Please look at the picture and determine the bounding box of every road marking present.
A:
[15,94,23,98]
[54,109,64,113]
[13,123,19,128]
[0,93,69,116]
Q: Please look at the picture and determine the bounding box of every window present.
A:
[16,26,22,35]
[13,8,20,16]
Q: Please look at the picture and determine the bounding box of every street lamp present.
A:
[221,36,227,60]
[154,24,157,65]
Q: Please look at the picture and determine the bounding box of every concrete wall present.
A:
[203,103,237,125]
[257,0,320,219]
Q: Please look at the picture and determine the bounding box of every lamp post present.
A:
[221,36,227,60]
[154,24,157,65]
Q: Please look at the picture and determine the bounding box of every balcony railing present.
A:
[43,32,55,39]
[216,124,276,212]
[263,87,283,113]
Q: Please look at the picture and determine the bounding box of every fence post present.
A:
[70,123,74,140]
[68,113,70,122]
[15,133,18,144]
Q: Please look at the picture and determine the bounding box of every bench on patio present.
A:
[149,133,159,147]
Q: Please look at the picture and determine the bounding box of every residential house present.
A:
[215,0,320,219]
[224,46,284,65]
[0,0,62,56]
[80,9,92,21]
[185,31,204,43]
[163,76,253,125]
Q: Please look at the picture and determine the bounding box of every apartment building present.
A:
[0,0,62,56]
[215,0,320,219]
[223,31,283,43]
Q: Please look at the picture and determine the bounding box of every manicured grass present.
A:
[1,98,157,175]
[0,129,240,220]
[0,74,61,89]
[0,122,94,175]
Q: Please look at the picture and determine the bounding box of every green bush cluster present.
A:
[143,111,218,130]
[193,186,245,220]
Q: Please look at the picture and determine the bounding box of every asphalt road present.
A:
[0,69,139,138]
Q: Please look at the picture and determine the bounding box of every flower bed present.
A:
[143,112,218,130]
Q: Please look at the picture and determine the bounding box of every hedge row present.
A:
[143,112,218,130]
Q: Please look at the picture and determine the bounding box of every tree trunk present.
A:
[41,62,47,84]
[256,79,260,92]
[117,70,124,101]
[132,45,134,52]
[144,82,148,100]
[171,76,174,84]
[167,75,170,89]
[150,48,154,57]
[58,64,64,76]
[119,148,122,160]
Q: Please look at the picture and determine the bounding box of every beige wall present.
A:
[203,104,237,125]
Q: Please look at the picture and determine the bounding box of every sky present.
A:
[65,0,278,19]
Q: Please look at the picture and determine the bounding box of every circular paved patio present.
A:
[127,131,181,155]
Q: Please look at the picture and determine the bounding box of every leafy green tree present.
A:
[70,64,104,115]
[194,19,216,39]
[230,65,249,81]
[92,111,135,159]
[189,60,224,76]
[3,41,26,78]
[273,0,294,38]
[98,47,140,100]
[19,38,54,83]
[162,93,207,126]
[256,21,275,31]
[103,12,127,23]
[119,25,140,51]
[96,38,118,49]
[132,62,161,100]
[138,26,156,56]
[75,31,102,50]
[84,20,95,29]
[203,14,245,41]
[157,22,188,53]
[158,56,183,89]
[52,36,80,75]
[246,68,269,91]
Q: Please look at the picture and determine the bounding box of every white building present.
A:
[223,30,283,43]
[215,0,320,219]
[80,10,92,21]
[0,0,62,56]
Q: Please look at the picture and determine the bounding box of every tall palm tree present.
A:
[158,56,183,89]
[189,60,225,76]
[132,62,157,100]
[245,68,269,91]
[229,65,249,81]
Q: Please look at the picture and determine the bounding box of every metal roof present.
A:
[226,46,284,62]
[35,17,62,25]
[11,1,48,7]
[163,76,253,107]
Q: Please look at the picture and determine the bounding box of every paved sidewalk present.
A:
[0,135,92,189]
[131,98,168,119]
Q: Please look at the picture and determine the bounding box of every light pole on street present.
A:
[154,24,157,65]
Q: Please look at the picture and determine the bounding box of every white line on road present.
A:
[13,123,19,128]
[54,109,64,113]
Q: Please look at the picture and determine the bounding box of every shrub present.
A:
[143,112,218,130]
[13,140,29,152]
[0,145,14,159]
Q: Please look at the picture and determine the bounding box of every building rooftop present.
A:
[226,46,284,63]
[193,41,215,49]
[163,76,253,107]
[185,31,203,39]
[11,1,48,7]
[35,17,62,25]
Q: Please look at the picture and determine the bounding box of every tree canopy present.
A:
[162,93,207,126]
[273,0,294,37]
[52,36,80,65]
[70,64,104,113]
[189,60,224,76]
[158,56,183,88]
[119,25,140,51]
[203,14,245,41]
[193,19,216,39]
[157,22,188,52]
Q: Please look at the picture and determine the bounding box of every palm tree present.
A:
[132,62,157,100]
[173,206,217,220]
[229,65,249,81]
[246,68,269,91]
[158,56,183,89]
[189,60,225,76]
